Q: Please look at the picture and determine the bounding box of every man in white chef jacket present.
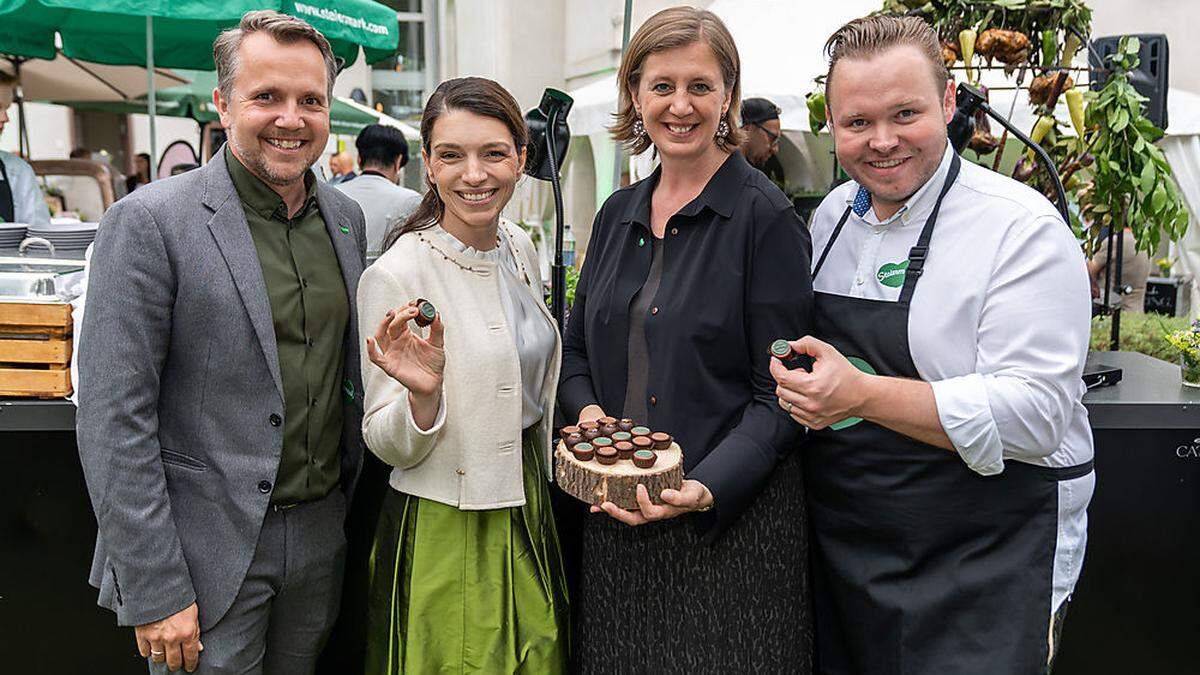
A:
[770,14,1095,674]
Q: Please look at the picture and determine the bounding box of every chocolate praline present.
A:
[600,423,620,437]
[583,427,602,441]
[611,431,632,443]
[769,339,796,361]
[630,426,651,437]
[632,436,653,450]
[617,418,635,432]
[596,446,618,465]
[414,298,438,327]
[592,437,614,448]
[565,432,584,448]
[633,449,657,469]
[650,432,672,450]
[572,442,595,461]
[560,425,581,440]
[598,416,617,425]
[615,441,635,460]
[580,420,599,431]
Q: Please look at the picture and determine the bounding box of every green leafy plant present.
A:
[1163,319,1200,384]
[1077,37,1189,255]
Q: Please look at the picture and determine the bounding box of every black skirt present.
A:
[572,452,811,674]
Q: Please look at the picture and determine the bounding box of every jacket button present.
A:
[258,480,272,493]
[670,227,678,235]
[455,468,465,476]
[649,395,658,406]
[650,306,659,315]
[269,414,282,427]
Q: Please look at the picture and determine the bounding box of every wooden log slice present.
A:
[555,441,683,510]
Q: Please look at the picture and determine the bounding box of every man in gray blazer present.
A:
[77,11,366,674]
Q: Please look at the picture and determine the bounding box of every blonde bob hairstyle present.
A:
[610,6,745,156]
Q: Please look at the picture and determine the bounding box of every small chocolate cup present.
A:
[617,419,635,432]
[615,441,635,460]
[769,338,795,361]
[565,432,584,448]
[650,432,672,450]
[414,298,438,328]
[611,431,632,443]
[598,416,617,425]
[583,428,602,441]
[631,426,651,438]
[592,437,614,449]
[580,420,599,431]
[572,442,595,462]
[596,446,618,465]
[600,423,620,437]
[632,436,654,451]
[632,449,657,469]
[560,425,581,440]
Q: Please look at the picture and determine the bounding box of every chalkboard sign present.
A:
[1145,276,1190,316]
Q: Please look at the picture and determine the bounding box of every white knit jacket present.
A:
[357,220,561,509]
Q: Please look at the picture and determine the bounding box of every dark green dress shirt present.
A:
[226,147,348,505]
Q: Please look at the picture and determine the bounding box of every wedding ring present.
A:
[784,401,793,413]
[151,650,165,656]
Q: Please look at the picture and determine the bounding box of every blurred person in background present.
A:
[0,71,51,225]
[740,96,786,186]
[328,150,356,184]
[126,152,153,193]
[335,123,421,259]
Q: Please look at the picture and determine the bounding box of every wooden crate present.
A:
[0,302,73,399]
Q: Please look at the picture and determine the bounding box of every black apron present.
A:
[0,157,15,223]
[806,154,1092,674]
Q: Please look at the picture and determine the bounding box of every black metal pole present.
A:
[980,101,1070,226]
[1110,221,1125,351]
[546,106,567,329]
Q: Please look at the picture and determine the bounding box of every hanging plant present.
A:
[1077,37,1188,255]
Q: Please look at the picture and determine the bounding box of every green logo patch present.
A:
[830,356,877,430]
[876,260,909,288]
[339,225,350,235]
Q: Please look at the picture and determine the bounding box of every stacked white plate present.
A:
[25,221,99,256]
[0,223,27,249]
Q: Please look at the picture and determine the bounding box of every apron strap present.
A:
[898,153,962,305]
[0,158,15,223]
[811,205,852,281]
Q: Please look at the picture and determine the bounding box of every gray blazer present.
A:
[76,152,367,629]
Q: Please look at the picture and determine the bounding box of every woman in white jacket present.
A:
[357,77,567,673]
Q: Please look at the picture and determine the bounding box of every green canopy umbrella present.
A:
[1,0,398,168]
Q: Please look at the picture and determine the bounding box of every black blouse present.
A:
[559,151,814,538]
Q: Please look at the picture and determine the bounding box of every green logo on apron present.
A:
[830,356,877,430]
[876,260,909,288]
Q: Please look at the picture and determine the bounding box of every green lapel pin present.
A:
[343,379,355,401]
[339,225,350,235]
[638,237,645,247]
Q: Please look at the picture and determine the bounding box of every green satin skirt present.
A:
[365,428,569,674]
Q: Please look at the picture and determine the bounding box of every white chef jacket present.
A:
[0,150,52,226]
[810,143,1095,612]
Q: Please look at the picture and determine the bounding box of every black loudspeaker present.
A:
[1089,34,1169,130]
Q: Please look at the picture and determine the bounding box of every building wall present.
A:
[1089,0,1199,95]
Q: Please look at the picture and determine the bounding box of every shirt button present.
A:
[855,276,864,285]
[306,337,314,348]
[650,306,659,315]
[310,397,318,407]
[649,395,658,406]
[257,480,272,493]
[269,413,282,427]
[301,278,309,288]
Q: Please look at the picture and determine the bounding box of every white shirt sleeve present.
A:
[929,215,1092,475]
[9,156,52,227]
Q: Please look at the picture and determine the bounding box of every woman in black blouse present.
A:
[559,6,814,672]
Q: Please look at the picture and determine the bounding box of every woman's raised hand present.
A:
[366,302,446,397]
